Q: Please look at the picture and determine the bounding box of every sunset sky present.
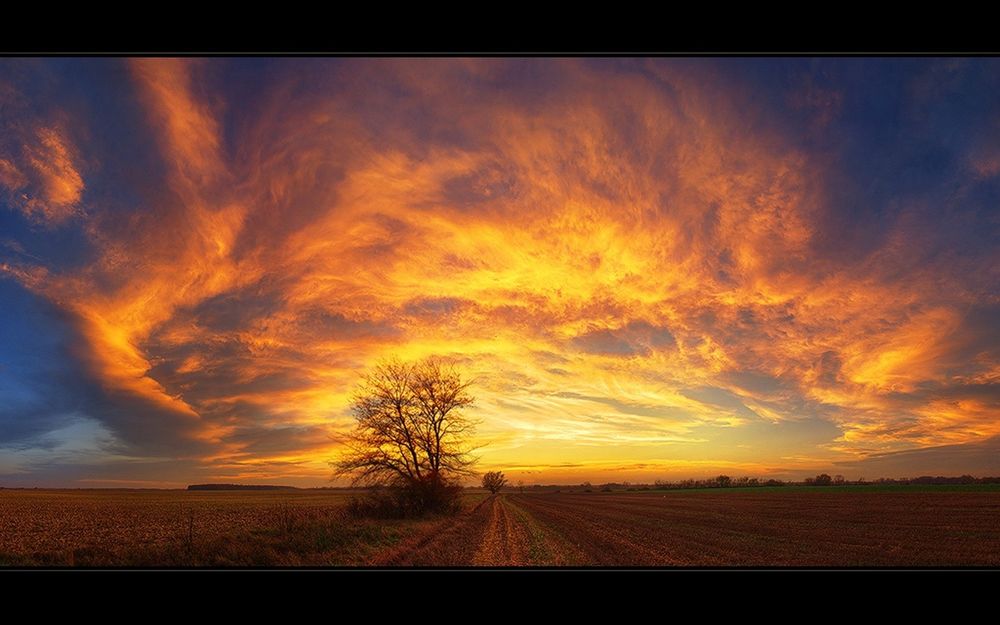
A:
[1,58,999,488]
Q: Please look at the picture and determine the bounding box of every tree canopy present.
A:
[333,358,478,513]
[482,470,507,494]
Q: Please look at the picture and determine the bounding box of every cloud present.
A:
[0,158,27,190]
[0,72,89,226]
[1,58,998,485]
[572,321,676,357]
[971,154,1000,179]
[837,435,1000,477]
[0,126,84,225]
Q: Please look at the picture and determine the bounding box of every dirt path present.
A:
[471,495,531,565]
[383,495,541,566]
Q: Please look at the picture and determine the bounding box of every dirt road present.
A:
[382,493,700,566]
[383,494,566,566]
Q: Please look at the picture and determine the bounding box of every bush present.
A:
[346,482,463,519]
[808,474,832,486]
[482,471,507,494]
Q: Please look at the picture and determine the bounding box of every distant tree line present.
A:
[187,484,299,491]
[184,475,1000,495]
[650,476,786,490]
[868,475,1000,485]
[804,474,839,486]
[646,474,1000,490]
[506,474,1000,493]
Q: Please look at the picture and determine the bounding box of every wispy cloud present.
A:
[1,58,998,485]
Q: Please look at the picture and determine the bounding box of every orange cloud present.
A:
[4,59,998,484]
[0,158,27,191]
[0,125,83,225]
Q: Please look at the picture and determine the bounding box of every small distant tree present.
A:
[482,471,507,494]
[717,475,732,488]
[833,474,845,486]
[813,473,832,486]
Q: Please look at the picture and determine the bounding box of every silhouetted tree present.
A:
[812,473,832,486]
[716,475,732,488]
[333,357,478,515]
[482,471,507,494]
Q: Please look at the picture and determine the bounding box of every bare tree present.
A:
[482,471,507,494]
[333,357,478,514]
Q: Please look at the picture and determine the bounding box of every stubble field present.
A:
[2,488,999,567]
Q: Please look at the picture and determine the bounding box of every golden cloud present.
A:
[3,59,998,483]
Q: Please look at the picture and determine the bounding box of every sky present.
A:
[1,58,998,488]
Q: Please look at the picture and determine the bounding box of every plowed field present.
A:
[3,489,999,566]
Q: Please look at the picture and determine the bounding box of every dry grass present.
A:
[0,489,470,566]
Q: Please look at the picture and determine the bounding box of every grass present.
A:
[503,497,555,564]
[0,489,461,567]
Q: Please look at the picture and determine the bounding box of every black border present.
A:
[3,15,1000,56]
[3,32,999,578]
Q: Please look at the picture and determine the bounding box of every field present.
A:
[2,487,999,566]
[0,489,466,566]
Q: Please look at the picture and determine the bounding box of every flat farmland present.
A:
[505,490,1000,566]
[3,488,999,566]
[0,489,459,566]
